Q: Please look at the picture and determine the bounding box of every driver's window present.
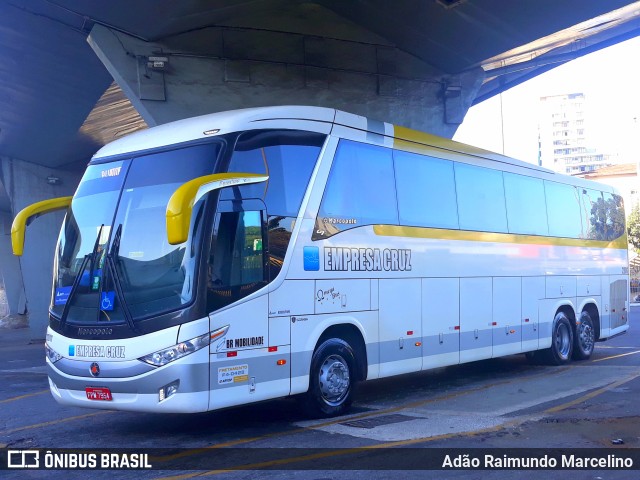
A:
[207,210,267,311]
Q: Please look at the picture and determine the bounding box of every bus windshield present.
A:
[52,142,222,324]
[51,129,326,327]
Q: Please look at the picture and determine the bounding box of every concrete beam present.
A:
[88,24,485,137]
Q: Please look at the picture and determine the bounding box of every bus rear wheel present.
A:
[302,338,356,418]
[572,311,595,360]
[542,312,573,365]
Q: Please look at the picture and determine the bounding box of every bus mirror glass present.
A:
[11,196,72,256]
[165,172,268,245]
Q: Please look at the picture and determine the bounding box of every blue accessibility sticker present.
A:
[101,291,115,311]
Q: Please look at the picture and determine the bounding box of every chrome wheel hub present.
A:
[318,354,350,405]
[578,322,594,352]
[556,322,571,358]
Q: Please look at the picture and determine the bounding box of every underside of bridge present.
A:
[1,0,639,336]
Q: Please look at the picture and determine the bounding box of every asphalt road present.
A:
[1,307,639,479]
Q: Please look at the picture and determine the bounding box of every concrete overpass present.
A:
[1,0,640,337]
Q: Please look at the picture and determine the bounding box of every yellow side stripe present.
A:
[373,225,628,250]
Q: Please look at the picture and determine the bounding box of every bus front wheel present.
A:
[542,312,574,365]
[302,338,356,418]
[572,311,595,360]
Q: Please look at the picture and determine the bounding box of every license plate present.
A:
[85,387,112,401]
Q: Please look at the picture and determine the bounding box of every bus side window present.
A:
[601,192,625,241]
[503,173,548,236]
[455,163,508,233]
[207,210,267,312]
[580,188,603,239]
[545,181,582,238]
[315,140,397,239]
[393,150,459,230]
[223,130,324,277]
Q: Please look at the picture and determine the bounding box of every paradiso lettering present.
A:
[324,247,412,272]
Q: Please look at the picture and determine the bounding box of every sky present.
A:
[453,36,640,166]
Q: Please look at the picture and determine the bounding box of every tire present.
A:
[572,311,595,360]
[301,338,356,418]
[541,312,574,365]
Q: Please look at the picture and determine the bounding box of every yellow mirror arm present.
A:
[166,173,268,245]
[12,196,73,256]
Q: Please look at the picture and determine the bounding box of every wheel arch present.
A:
[556,304,576,325]
[315,323,368,382]
[579,302,601,341]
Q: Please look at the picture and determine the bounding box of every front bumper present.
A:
[46,348,210,413]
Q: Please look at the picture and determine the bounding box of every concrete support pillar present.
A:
[0,210,26,316]
[88,24,484,137]
[0,157,81,339]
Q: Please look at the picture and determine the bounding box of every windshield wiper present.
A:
[59,224,104,329]
[104,224,137,332]
[109,223,122,258]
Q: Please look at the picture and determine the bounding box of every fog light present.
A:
[158,380,180,402]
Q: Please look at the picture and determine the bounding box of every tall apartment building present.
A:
[538,93,613,174]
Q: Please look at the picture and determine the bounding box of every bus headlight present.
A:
[139,333,211,367]
[45,342,63,363]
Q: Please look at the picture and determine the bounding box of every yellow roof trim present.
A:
[393,125,493,156]
[12,196,72,256]
[166,172,268,245]
[374,224,628,250]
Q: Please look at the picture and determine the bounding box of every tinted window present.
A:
[545,181,582,238]
[315,140,398,239]
[222,130,325,217]
[503,173,548,236]
[207,209,267,312]
[579,189,625,241]
[223,130,325,278]
[587,192,626,241]
[394,150,459,229]
[455,163,507,233]
[580,188,603,239]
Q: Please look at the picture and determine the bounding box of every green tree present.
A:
[628,203,640,251]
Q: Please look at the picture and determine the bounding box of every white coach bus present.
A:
[13,106,629,416]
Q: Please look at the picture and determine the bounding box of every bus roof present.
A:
[92,106,337,160]
[91,105,617,194]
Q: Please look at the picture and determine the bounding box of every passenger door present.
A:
[207,200,282,409]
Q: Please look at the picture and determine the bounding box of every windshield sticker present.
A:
[100,291,115,311]
[101,166,122,178]
[54,286,72,305]
[324,247,412,272]
[218,364,249,385]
